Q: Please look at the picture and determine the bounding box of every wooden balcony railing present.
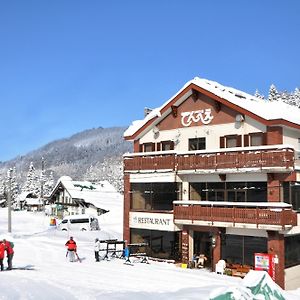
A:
[173,201,298,230]
[124,146,295,173]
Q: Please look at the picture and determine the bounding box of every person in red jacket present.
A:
[3,239,14,270]
[65,237,77,262]
[0,240,5,271]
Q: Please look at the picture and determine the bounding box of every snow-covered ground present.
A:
[0,208,300,300]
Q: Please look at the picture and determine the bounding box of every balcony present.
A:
[173,200,298,230]
[124,146,295,174]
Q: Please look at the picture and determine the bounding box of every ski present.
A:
[4,267,36,271]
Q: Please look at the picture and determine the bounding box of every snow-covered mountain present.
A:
[0,127,132,193]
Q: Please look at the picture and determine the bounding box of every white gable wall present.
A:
[140,116,266,151]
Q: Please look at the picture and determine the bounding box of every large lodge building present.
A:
[123,77,300,289]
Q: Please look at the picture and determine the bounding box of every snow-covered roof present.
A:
[52,176,122,211]
[25,198,43,206]
[124,76,300,139]
[16,192,38,202]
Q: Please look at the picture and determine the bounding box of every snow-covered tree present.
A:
[84,157,124,192]
[293,88,300,108]
[254,89,265,99]
[10,167,19,202]
[268,84,279,102]
[43,171,55,197]
[279,90,290,105]
[22,162,40,196]
[0,168,19,206]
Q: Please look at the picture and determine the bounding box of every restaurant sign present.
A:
[129,212,180,231]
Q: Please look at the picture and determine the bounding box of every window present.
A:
[189,138,206,151]
[131,228,181,260]
[285,235,300,267]
[130,182,181,211]
[226,136,238,148]
[143,143,154,152]
[189,182,267,202]
[70,218,89,224]
[220,135,241,148]
[250,133,264,146]
[161,141,174,151]
[221,235,267,266]
[283,182,300,211]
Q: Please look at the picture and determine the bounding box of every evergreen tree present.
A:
[268,84,279,102]
[254,89,265,99]
[293,88,300,108]
[10,167,19,202]
[22,162,40,195]
[279,90,290,105]
[44,171,55,197]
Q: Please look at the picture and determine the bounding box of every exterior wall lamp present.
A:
[211,235,217,248]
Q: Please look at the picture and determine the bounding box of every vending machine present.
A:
[254,253,277,281]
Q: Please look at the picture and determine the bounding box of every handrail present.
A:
[124,146,295,172]
[173,200,292,208]
[123,144,295,157]
[173,202,297,229]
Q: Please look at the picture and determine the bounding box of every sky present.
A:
[0,0,299,161]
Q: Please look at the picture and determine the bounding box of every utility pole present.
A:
[41,157,45,211]
[7,168,12,233]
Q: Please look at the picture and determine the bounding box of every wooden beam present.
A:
[191,89,199,101]
[171,105,178,117]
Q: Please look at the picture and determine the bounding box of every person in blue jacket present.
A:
[124,245,130,263]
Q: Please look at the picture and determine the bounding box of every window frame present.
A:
[188,137,206,151]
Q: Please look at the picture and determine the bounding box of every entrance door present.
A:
[193,231,212,267]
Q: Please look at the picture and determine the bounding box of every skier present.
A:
[3,239,14,270]
[94,238,101,262]
[65,237,77,262]
[0,240,5,271]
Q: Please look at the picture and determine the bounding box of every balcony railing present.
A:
[124,146,295,173]
[173,201,298,230]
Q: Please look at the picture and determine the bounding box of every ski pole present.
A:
[75,251,81,263]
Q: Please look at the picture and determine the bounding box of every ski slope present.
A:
[0,209,299,300]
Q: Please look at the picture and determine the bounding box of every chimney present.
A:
[144,107,153,117]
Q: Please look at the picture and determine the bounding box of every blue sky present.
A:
[0,0,299,161]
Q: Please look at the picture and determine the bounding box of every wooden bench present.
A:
[231,265,252,278]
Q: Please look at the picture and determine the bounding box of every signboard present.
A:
[129,212,180,231]
[181,108,214,127]
[254,253,276,281]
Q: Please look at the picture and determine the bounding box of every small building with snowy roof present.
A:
[15,192,42,211]
[48,176,122,218]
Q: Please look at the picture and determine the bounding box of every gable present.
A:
[157,92,240,131]
[124,77,300,141]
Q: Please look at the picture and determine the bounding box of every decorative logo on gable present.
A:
[181,108,214,127]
